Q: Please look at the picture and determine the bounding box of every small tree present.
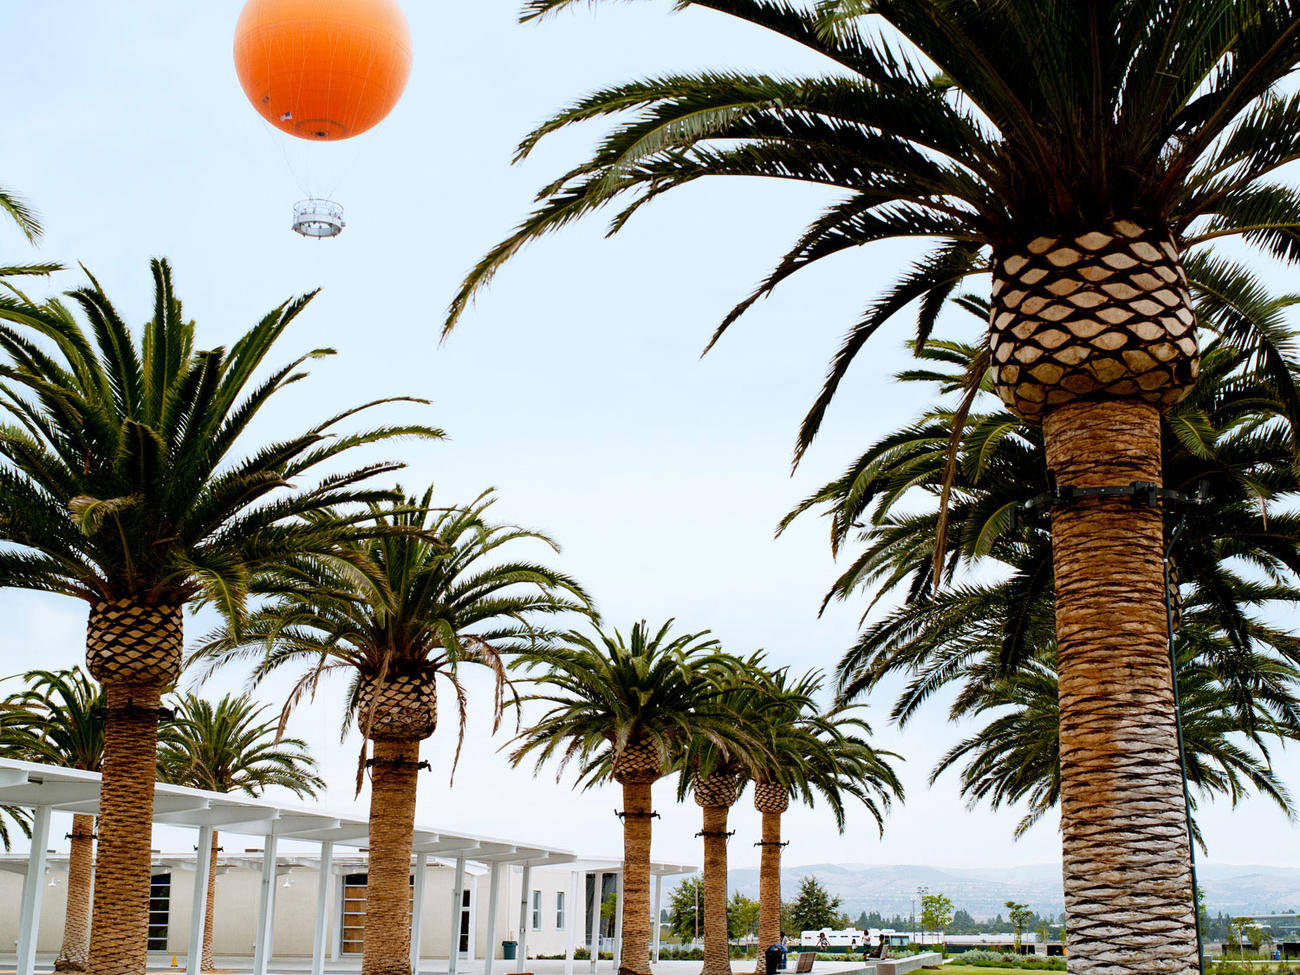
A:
[920,893,954,945]
[788,877,844,933]
[668,877,706,944]
[729,893,761,941]
[1006,902,1034,953]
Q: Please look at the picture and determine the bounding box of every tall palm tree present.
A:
[0,259,439,975]
[510,620,746,975]
[190,488,589,975]
[2,669,107,971]
[158,694,323,972]
[445,3,1300,968]
[739,669,901,971]
[674,660,778,975]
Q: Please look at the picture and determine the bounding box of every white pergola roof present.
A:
[0,757,697,875]
[0,757,696,975]
[0,757,578,866]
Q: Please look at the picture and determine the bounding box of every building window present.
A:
[556,890,566,929]
[341,872,417,955]
[147,873,171,951]
[532,889,542,930]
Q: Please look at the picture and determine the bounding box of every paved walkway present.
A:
[0,958,879,975]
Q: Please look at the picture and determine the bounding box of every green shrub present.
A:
[952,950,1066,971]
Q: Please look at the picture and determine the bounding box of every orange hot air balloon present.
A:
[233,0,412,142]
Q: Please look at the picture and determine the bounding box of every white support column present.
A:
[484,863,503,975]
[517,862,533,972]
[186,825,215,975]
[588,872,602,974]
[311,840,335,975]
[448,856,467,975]
[16,805,52,975]
[612,871,624,972]
[411,852,429,973]
[652,874,664,963]
[252,834,280,975]
[564,870,580,975]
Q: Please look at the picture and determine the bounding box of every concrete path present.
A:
[0,958,880,975]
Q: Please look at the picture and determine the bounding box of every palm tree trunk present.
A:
[700,805,731,975]
[1044,400,1198,975]
[754,813,782,974]
[202,830,219,972]
[88,682,164,975]
[619,781,653,975]
[55,814,95,971]
[361,738,420,975]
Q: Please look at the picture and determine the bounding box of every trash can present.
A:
[765,945,783,975]
[502,941,518,960]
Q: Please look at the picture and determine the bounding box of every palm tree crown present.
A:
[509,619,745,784]
[448,0,1300,455]
[744,667,903,833]
[191,487,592,775]
[159,693,323,798]
[1,667,105,772]
[0,258,441,618]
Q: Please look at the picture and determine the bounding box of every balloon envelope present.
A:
[233,0,411,141]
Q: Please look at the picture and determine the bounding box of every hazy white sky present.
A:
[1,1,1295,879]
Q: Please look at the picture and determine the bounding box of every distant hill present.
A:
[724,863,1300,921]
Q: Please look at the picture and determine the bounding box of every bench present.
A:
[795,951,817,973]
[877,952,943,974]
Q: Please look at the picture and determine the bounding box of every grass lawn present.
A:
[939,967,1056,974]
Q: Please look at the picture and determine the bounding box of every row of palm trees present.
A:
[0,202,896,975]
[1,188,1297,975]
[440,1,1300,972]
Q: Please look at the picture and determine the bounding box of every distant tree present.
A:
[668,877,705,943]
[788,877,845,933]
[729,893,761,940]
[854,912,869,931]
[920,894,954,943]
[602,891,618,937]
[1006,902,1034,952]
[950,910,977,935]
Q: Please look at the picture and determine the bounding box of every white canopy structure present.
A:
[0,758,695,975]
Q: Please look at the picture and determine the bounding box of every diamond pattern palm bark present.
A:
[357,674,437,741]
[990,221,1198,420]
[990,221,1200,975]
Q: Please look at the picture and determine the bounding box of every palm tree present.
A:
[190,488,589,975]
[740,669,902,971]
[1,669,107,971]
[0,259,439,975]
[674,660,777,975]
[158,694,323,972]
[445,3,1300,966]
[510,620,746,975]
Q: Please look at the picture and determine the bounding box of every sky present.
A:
[1,1,1296,885]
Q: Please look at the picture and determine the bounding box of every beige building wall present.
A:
[0,856,581,961]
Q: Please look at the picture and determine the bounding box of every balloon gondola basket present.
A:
[291,198,345,238]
